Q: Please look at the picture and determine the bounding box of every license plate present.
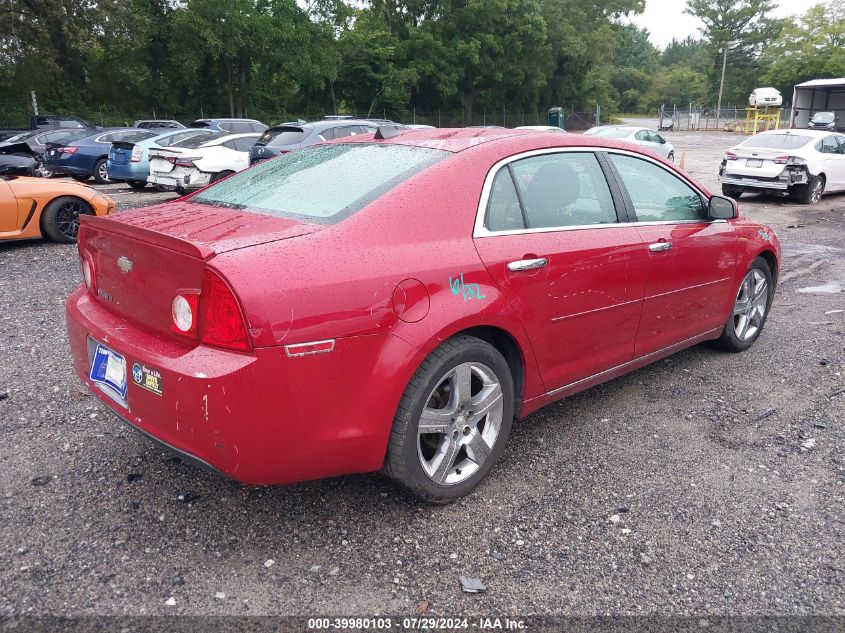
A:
[89,343,127,400]
[746,159,763,168]
[47,150,55,157]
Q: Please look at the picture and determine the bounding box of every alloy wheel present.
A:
[97,162,110,182]
[55,199,87,240]
[732,269,768,342]
[416,362,504,486]
[811,178,823,204]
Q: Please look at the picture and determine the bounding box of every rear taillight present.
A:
[171,293,199,337]
[131,146,143,163]
[725,151,738,161]
[773,155,789,165]
[167,157,196,168]
[80,255,96,293]
[58,146,78,154]
[198,268,251,351]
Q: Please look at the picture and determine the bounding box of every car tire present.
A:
[667,151,675,162]
[128,180,147,190]
[721,184,743,199]
[384,335,514,503]
[71,175,90,183]
[92,158,110,184]
[715,257,773,353]
[211,170,234,183]
[790,175,824,205]
[40,196,93,244]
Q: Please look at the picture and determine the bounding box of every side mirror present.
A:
[708,195,737,220]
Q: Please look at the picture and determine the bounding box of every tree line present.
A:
[1,0,843,127]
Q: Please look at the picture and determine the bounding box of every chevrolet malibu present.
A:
[66,128,780,502]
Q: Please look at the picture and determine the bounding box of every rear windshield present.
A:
[189,120,211,128]
[587,127,631,139]
[741,134,813,150]
[173,131,224,148]
[257,127,305,147]
[43,129,91,143]
[156,130,211,147]
[192,143,450,224]
[812,112,835,122]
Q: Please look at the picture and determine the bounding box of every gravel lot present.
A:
[1,126,843,620]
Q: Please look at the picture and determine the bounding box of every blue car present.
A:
[107,129,220,189]
[43,128,158,183]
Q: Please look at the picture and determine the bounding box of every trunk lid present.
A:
[109,141,135,166]
[724,147,789,178]
[78,202,321,342]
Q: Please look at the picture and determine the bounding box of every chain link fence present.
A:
[657,103,793,133]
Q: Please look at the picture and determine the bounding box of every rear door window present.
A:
[818,136,839,154]
[192,143,449,224]
[232,136,257,151]
[508,152,618,229]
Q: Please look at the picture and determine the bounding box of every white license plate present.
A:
[746,159,763,168]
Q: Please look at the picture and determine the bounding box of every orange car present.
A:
[0,176,115,244]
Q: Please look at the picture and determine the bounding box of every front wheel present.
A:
[384,335,514,503]
[40,196,93,244]
[715,257,773,352]
[722,184,743,199]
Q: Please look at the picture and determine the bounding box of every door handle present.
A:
[649,242,673,252]
[507,258,548,271]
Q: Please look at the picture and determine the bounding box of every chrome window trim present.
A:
[473,146,717,239]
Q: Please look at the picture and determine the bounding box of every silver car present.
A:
[583,125,675,162]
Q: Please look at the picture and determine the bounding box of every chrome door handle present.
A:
[507,258,548,271]
[649,242,673,252]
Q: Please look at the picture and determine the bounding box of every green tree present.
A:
[685,0,785,105]
[760,1,845,96]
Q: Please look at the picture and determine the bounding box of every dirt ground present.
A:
[0,125,843,621]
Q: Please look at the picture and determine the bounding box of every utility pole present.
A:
[716,45,729,122]
[30,91,39,116]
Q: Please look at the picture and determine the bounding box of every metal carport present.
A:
[791,78,845,129]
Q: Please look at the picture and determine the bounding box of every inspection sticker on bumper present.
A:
[132,363,163,396]
[89,343,127,400]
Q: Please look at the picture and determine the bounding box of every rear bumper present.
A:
[46,162,91,177]
[148,169,211,190]
[107,162,147,182]
[65,286,413,485]
[720,175,789,191]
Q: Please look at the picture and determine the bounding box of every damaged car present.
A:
[720,129,845,204]
[147,132,259,193]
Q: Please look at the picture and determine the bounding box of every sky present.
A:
[628,0,829,49]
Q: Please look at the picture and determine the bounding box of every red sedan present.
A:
[66,128,780,502]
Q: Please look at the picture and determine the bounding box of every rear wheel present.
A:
[41,196,93,244]
[211,170,234,183]
[721,184,743,199]
[384,335,514,503]
[790,175,824,204]
[92,158,110,184]
[128,180,147,190]
[667,151,675,162]
[715,257,773,352]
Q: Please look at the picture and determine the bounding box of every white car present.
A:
[147,132,259,192]
[514,125,567,133]
[583,125,675,161]
[719,129,845,204]
[748,87,783,108]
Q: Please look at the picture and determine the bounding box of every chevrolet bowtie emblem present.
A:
[117,256,133,273]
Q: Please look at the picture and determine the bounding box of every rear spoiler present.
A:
[79,214,215,260]
[111,141,136,151]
